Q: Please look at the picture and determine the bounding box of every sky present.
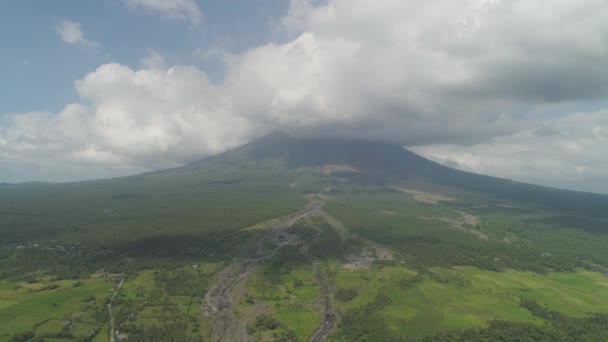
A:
[1,0,608,194]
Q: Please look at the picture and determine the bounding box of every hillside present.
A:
[2,133,608,341]
[188,132,608,220]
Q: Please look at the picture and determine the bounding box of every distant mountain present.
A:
[4,132,608,224]
[182,132,608,220]
[4,133,608,342]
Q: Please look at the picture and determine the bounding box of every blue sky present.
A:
[1,0,289,113]
[1,0,608,194]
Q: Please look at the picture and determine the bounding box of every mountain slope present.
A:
[2,132,607,245]
[3,133,608,341]
[183,132,608,220]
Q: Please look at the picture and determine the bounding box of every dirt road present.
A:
[107,278,124,342]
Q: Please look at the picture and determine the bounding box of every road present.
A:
[107,277,124,342]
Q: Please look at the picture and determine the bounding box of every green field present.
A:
[0,278,111,340]
[329,265,608,339]
[3,137,608,341]
[247,265,321,339]
[111,263,221,341]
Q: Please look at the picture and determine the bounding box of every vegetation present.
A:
[336,291,402,341]
[248,246,322,339]
[248,314,298,342]
[328,263,608,340]
[335,287,358,302]
[0,277,110,340]
[3,136,608,340]
[427,300,608,341]
[326,188,608,273]
[0,158,308,245]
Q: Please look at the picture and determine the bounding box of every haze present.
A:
[1,0,608,194]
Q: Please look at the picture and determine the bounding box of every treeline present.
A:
[423,320,560,341]
[113,297,202,341]
[122,321,202,342]
[337,291,403,341]
[247,314,298,341]
[326,189,608,275]
[426,300,608,341]
[350,219,591,274]
[154,267,210,297]
[0,229,248,282]
[262,245,309,283]
[301,218,363,260]
[9,310,106,342]
[333,295,608,341]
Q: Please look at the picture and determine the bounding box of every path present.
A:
[107,278,124,342]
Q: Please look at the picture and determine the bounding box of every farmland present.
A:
[3,136,608,341]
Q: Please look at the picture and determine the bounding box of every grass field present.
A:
[109,263,221,340]
[329,264,608,339]
[0,278,111,340]
[0,263,220,341]
[247,265,322,340]
[3,140,608,341]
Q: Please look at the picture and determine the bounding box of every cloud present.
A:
[124,0,203,27]
[2,0,608,189]
[411,109,608,194]
[55,20,101,49]
[141,50,166,69]
[0,64,251,180]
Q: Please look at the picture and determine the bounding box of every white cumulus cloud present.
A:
[56,20,101,49]
[2,0,608,190]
